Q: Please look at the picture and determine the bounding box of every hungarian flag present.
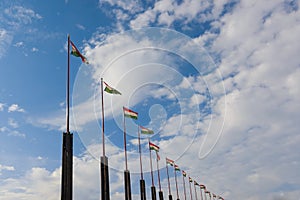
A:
[174,164,180,171]
[213,194,217,198]
[104,82,121,95]
[200,184,206,189]
[70,41,89,64]
[149,142,159,152]
[194,181,199,186]
[189,177,193,182]
[123,107,138,120]
[140,126,154,134]
[205,190,210,194]
[182,170,187,177]
[218,196,224,200]
[166,158,174,166]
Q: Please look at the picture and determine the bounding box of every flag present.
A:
[140,126,154,134]
[200,184,206,189]
[194,181,199,186]
[174,164,180,171]
[213,194,216,198]
[104,82,121,95]
[205,190,210,194]
[149,142,159,152]
[182,170,187,177]
[70,41,89,64]
[189,177,193,182]
[123,107,138,120]
[166,158,174,166]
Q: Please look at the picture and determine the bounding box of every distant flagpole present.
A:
[174,165,180,200]
[138,125,146,200]
[66,35,70,133]
[189,178,193,200]
[182,171,187,200]
[148,139,157,200]
[166,159,173,200]
[194,182,198,200]
[199,187,203,200]
[156,152,164,200]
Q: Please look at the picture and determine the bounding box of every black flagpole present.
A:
[174,166,180,200]
[156,152,163,200]
[100,78,110,200]
[123,111,132,200]
[166,160,173,200]
[138,126,146,200]
[61,34,73,200]
[189,179,193,200]
[182,174,187,200]
[149,139,157,200]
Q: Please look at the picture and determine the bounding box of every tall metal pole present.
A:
[123,114,131,200]
[149,139,157,200]
[138,126,146,200]
[182,175,187,200]
[166,161,173,200]
[61,34,73,200]
[189,179,193,200]
[100,78,110,200]
[199,188,203,200]
[174,167,180,200]
[194,183,198,200]
[156,152,163,200]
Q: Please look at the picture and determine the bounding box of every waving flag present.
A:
[140,126,154,134]
[166,158,174,166]
[174,164,180,171]
[182,170,187,177]
[70,41,89,64]
[189,177,193,182]
[123,107,138,120]
[200,184,206,189]
[194,181,199,186]
[104,82,121,95]
[149,142,159,152]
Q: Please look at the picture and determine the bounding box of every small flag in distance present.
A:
[200,184,206,189]
[104,81,121,95]
[123,107,138,120]
[174,164,180,171]
[149,142,159,152]
[182,170,187,177]
[189,177,193,182]
[70,40,89,64]
[166,158,174,166]
[140,126,154,134]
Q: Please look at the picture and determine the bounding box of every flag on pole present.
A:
[213,194,217,198]
[174,164,180,171]
[149,142,159,152]
[123,107,138,120]
[194,181,199,186]
[70,41,89,64]
[200,184,206,189]
[189,177,193,182]
[140,126,154,134]
[104,82,121,95]
[166,158,174,166]
[182,170,187,177]
[205,190,210,194]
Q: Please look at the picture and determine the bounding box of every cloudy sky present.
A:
[0,0,299,199]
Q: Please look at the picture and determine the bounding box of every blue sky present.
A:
[1,0,300,199]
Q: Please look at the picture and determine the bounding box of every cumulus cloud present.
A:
[8,104,25,113]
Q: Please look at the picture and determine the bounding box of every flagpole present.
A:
[174,166,180,200]
[123,110,132,200]
[189,179,193,200]
[182,174,187,200]
[138,126,146,200]
[156,152,163,200]
[166,160,173,200]
[149,139,157,200]
[194,183,198,200]
[61,34,73,200]
[199,188,203,200]
[100,78,110,200]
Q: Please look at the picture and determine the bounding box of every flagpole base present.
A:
[151,186,157,200]
[101,156,110,200]
[158,191,164,200]
[140,179,146,200]
[169,194,173,200]
[124,170,132,200]
[61,132,73,200]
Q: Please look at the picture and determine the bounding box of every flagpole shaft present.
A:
[174,167,179,199]
[156,152,162,191]
[138,126,143,180]
[200,188,203,200]
[66,35,70,133]
[194,184,198,200]
[101,78,105,156]
[124,114,128,171]
[166,162,171,195]
[182,176,186,200]
[189,181,193,200]
[149,138,155,187]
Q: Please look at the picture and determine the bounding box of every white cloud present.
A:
[0,102,5,111]
[8,118,18,128]
[8,104,25,113]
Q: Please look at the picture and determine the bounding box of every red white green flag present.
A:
[166,158,174,166]
[149,142,159,152]
[182,170,187,177]
[174,164,180,171]
[194,181,199,186]
[213,194,217,198]
[70,41,89,64]
[104,82,121,95]
[140,126,154,134]
[123,107,138,120]
[200,184,206,189]
[189,177,193,182]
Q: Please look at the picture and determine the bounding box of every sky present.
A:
[0,0,300,199]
